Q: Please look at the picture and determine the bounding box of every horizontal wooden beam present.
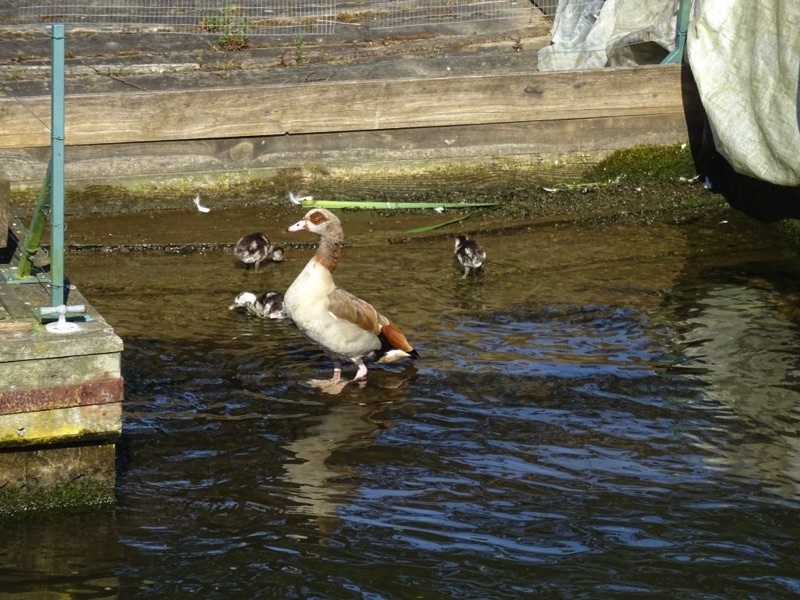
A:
[0,65,701,150]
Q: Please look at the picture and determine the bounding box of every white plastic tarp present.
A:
[537,0,677,71]
[687,1,800,186]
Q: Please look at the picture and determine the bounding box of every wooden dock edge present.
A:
[0,65,706,195]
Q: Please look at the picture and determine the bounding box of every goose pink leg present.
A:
[353,364,369,382]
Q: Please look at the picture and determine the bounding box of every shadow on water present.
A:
[4,204,800,597]
[670,268,800,501]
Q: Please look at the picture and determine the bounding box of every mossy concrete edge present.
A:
[7,144,701,217]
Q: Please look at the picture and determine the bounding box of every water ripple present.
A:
[12,219,799,599]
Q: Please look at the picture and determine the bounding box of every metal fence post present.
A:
[662,0,691,64]
[49,22,66,307]
[1,23,66,304]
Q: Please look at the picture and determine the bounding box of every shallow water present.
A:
[4,204,800,598]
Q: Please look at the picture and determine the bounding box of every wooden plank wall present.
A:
[0,64,704,189]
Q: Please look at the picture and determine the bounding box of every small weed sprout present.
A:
[201,1,251,51]
[294,35,306,65]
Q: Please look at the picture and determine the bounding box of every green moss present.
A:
[0,478,114,518]
[774,219,800,250]
[584,143,697,183]
[8,145,705,218]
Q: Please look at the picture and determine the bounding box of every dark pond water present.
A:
[4,202,800,598]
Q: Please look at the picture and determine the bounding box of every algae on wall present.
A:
[7,144,706,220]
[0,443,116,517]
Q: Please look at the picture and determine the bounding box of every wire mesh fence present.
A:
[530,0,557,16]
[4,0,531,36]
[8,1,338,36]
[366,0,525,30]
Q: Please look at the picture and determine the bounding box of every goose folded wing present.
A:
[327,288,417,356]
[327,287,388,334]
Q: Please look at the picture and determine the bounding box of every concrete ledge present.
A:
[0,402,122,448]
[0,442,116,514]
[0,227,124,450]
[0,352,121,395]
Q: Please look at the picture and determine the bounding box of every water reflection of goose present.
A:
[454,234,486,278]
[283,401,382,534]
[282,368,414,533]
[283,208,419,390]
[229,291,287,319]
[234,232,284,271]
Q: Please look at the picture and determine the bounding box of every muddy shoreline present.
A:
[7,142,725,246]
[57,177,726,252]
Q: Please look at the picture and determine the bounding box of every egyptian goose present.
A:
[234,232,284,271]
[454,234,486,278]
[229,291,287,319]
[283,208,419,385]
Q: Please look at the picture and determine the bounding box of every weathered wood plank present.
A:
[0,111,704,192]
[0,65,700,149]
[0,113,702,196]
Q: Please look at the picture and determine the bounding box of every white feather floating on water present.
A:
[193,194,210,213]
[289,191,313,206]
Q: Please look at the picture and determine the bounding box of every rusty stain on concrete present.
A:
[0,378,123,415]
